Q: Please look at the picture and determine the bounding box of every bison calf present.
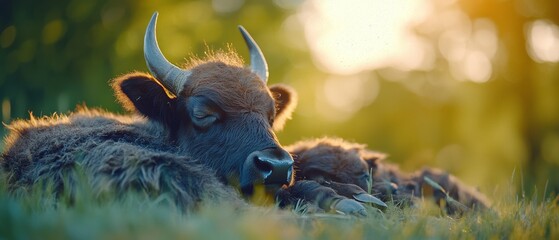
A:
[285,137,491,215]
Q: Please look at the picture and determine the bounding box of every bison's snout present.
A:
[241,147,294,194]
[252,148,293,184]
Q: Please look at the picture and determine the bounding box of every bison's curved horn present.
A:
[144,12,191,95]
[238,26,269,83]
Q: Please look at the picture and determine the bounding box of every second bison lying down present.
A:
[281,138,490,215]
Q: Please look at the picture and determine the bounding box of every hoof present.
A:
[353,193,387,208]
[333,199,368,217]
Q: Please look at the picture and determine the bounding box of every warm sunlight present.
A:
[440,16,497,83]
[297,0,432,75]
[317,74,379,122]
[526,19,559,63]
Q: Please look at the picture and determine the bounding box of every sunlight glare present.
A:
[298,0,431,75]
[526,19,559,63]
[317,75,379,122]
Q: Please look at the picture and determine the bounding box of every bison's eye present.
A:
[187,96,221,130]
[191,107,218,130]
[192,109,210,119]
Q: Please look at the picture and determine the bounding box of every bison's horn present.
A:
[144,12,191,95]
[238,26,269,83]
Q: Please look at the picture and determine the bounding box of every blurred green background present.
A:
[1,0,558,200]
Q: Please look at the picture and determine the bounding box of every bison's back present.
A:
[1,108,240,210]
[2,109,158,185]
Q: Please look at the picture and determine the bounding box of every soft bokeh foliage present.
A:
[1,0,558,200]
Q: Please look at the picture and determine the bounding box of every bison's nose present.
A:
[250,148,293,185]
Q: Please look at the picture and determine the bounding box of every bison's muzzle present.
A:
[241,147,294,194]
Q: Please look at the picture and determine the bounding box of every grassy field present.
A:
[0,175,558,240]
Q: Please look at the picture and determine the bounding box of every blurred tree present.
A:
[0,0,139,117]
[456,0,559,197]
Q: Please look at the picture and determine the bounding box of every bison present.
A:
[1,13,373,215]
[0,12,305,210]
[283,137,491,215]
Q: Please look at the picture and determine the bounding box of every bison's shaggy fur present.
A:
[2,107,241,210]
[286,137,491,215]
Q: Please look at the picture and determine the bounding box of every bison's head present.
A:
[288,138,386,192]
[112,12,296,195]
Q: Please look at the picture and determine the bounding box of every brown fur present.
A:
[186,63,271,115]
[185,51,297,131]
[287,138,382,191]
[286,137,491,215]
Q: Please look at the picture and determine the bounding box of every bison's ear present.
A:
[360,150,387,172]
[269,84,297,131]
[111,72,177,124]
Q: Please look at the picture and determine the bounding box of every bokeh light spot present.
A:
[526,19,559,63]
[17,40,36,63]
[0,26,16,48]
[473,19,498,59]
[463,50,492,83]
[42,20,65,45]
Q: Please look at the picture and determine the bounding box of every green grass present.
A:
[0,176,558,240]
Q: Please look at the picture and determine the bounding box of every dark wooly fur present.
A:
[0,51,298,211]
[284,137,491,215]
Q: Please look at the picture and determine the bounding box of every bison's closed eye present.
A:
[191,112,218,130]
[188,97,221,130]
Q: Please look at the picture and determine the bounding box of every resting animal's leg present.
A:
[413,168,490,214]
[276,180,368,217]
[312,180,387,208]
